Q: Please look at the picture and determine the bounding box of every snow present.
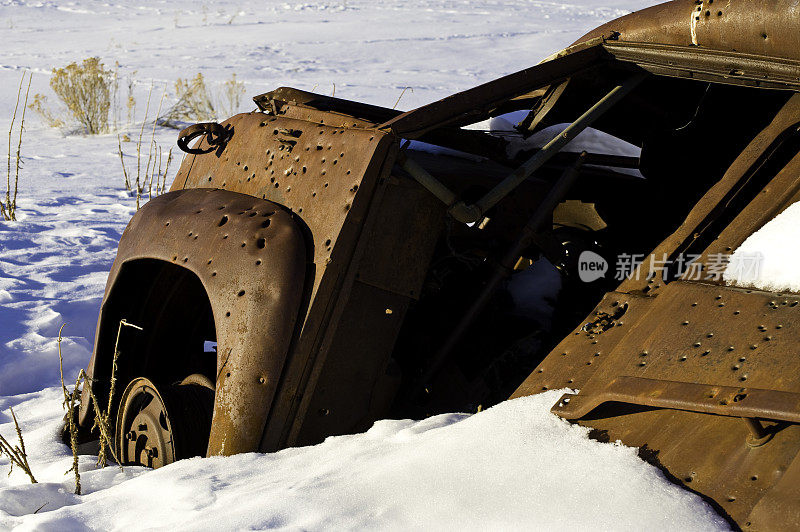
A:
[0,0,728,529]
[1,390,729,531]
[725,201,800,293]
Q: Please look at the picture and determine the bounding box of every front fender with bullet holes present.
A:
[79,188,307,456]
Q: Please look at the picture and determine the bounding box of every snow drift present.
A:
[1,390,728,531]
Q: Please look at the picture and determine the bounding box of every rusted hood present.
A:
[575,0,800,61]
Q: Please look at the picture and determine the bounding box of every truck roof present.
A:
[575,0,800,62]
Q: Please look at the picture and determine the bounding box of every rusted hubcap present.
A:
[115,376,214,468]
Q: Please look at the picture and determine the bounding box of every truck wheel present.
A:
[114,375,214,468]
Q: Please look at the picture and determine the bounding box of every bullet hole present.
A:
[257,238,266,249]
[218,216,229,227]
[225,311,231,317]
[261,219,271,229]
[237,290,245,297]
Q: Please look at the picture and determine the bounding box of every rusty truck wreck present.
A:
[73,0,800,528]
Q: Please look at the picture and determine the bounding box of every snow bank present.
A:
[0,390,728,531]
[724,201,800,293]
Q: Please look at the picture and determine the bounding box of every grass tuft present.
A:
[0,408,37,484]
[2,70,31,222]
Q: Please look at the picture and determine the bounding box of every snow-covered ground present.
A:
[0,1,731,529]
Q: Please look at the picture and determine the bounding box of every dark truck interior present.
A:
[381,64,793,418]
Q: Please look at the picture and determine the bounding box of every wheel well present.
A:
[91,259,217,417]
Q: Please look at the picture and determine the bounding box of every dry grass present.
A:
[57,324,81,494]
[31,57,112,135]
[160,72,245,127]
[58,320,137,494]
[161,73,216,125]
[50,57,112,134]
[219,73,246,118]
[2,71,32,222]
[117,84,174,207]
[0,407,37,484]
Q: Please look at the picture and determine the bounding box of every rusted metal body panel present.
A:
[80,189,307,456]
[577,0,800,60]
